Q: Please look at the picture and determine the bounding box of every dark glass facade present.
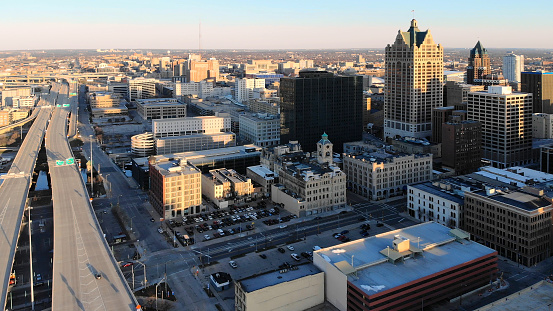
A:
[521,72,553,114]
[280,71,363,153]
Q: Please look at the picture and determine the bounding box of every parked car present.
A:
[229,261,238,269]
[259,254,267,259]
[204,234,211,240]
[121,262,133,268]
[150,218,155,222]
[340,230,349,235]
[291,253,301,261]
[279,224,288,229]
[286,245,294,251]
[277,247,286,253]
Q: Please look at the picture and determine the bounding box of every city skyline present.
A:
[2,0,553,50]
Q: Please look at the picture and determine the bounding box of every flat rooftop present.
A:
[476,280,553,311]
[247,165,276,179]
[146,144,261,163]
[472,190,552,212]
[409,182,464,205]
[315,222,495,295]
[238,263,322,293]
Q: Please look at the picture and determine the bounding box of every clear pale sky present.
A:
[2,0,552,50]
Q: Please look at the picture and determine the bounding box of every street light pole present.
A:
[90,135,93,199]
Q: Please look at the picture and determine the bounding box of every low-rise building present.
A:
[155,132,236,155]
[238,113,280,147]
[149,157,202,219]
[391,137,441,158]
[344,150,433,201]
[464,188,553,267]
[272,134,347,216]
[136,98,187,120]
[314,222,498,311]
[246,165,276,197]
[202,168,254,208]
[152,115,231,138]
[261,140,303,172]
[235,263,324,311]
[88,92,122,108]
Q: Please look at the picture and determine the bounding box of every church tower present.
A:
[317,132,333,165]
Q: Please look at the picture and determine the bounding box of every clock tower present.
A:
[317,132,333,165]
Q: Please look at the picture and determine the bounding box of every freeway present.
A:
[46,86,138,310]
[0,104,53,308]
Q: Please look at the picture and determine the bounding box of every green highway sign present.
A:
[63,104,70,107]
[66,158,75,165]
[70,93,77,96]
[56,160,65,166]
[56,104,61,107]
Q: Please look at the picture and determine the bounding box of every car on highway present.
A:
[291,253,301,261]
[150,218,155,222]
[259,254,267,259]
[121,262,133,268]
[204,234,211,240]
[286,245,294,251]
[229,261,238,269]
[277,247,286,253]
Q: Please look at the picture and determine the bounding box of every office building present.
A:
[444,81,485,108]
[521,71,553,114]
[174,80,214,100]
[343,150,433,201]
[431,106,455,143]
[235,78,265,103]
[540,146,553,174]
[88,92,122,108]
[468,86,532,168]
[442,120,482,174]
[407,179,474,227]
[183,54,219,82]
[391,137,441,158]
[503,54,524,83]
[313,222,497,311]
[155,133,235,155]
[280,70,363,153]
[235,263,324,311]
[136,98,187,120]
[272,134,347,216]
[260,140,304,172]
[129,78,157,100]
[152,116,231,138]
[464,188,553,266]
[12,96,36,108]
[467,41,491,85]
[149,158,202,219]
[0,110,10,126]
[1,87,32,107]
[245,73,284,86]
[384,19,444,139]
[238,113,280,147]
[533,113,553,139]
[241,60,278,74]
[246,99,280,116]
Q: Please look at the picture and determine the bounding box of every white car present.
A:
[291,253,301,261]
[157,228,164,234]
[287,245,294,251]
[204,234,211,240]
[279,224,288,229]
[229,260,238,269]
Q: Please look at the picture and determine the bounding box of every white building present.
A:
[202,168,254,207]
[246,165,276,196]
[129,78,157,100]
[12,96,36,108]
[153,116,231,138]
[238,113,280,147]
[174,80,214,100]
[468,86,532,168]
[532,113,553,139]
[2,87,32,107]
[503,54,524,83]
[343,150,433,201]
[235,78,265,103]
[407,180,470,228]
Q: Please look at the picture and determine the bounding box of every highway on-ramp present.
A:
[0,105,52,309]
[46,88,137,310]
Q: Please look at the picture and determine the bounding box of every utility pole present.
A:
[132,264,135,291]
[90,135,93,199]
[28,212,35,310]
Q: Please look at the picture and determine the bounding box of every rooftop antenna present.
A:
[411,10,415,19]
[199,19,202,58]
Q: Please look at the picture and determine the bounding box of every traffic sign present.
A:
[66,158,74,165]
[63,104,70,107]
[56,104,61,107]
[56,160,64,166]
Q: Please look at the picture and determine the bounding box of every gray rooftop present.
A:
[315,222,495,295]
[238,263,322,293]
[472,190,551,212]
[409,182,465,205]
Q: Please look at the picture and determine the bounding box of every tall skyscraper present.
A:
[466,41,491,85]
[384,19,443,139]
[280,71,363,153]
[521,71,553,113]
[503,54,524,83]
[467,86,532,168]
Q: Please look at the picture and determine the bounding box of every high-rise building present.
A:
[467,86,532,168]
[384,19,443,139]
[467,41,491,85]
[521,71,553,113]
[503,54,524,83]
[235,78,265,103]
[441,120,482,174]
[280,71,363,153]
[184,54,219,82]
[444,81,485,108]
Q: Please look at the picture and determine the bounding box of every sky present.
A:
[2,0,553,50]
